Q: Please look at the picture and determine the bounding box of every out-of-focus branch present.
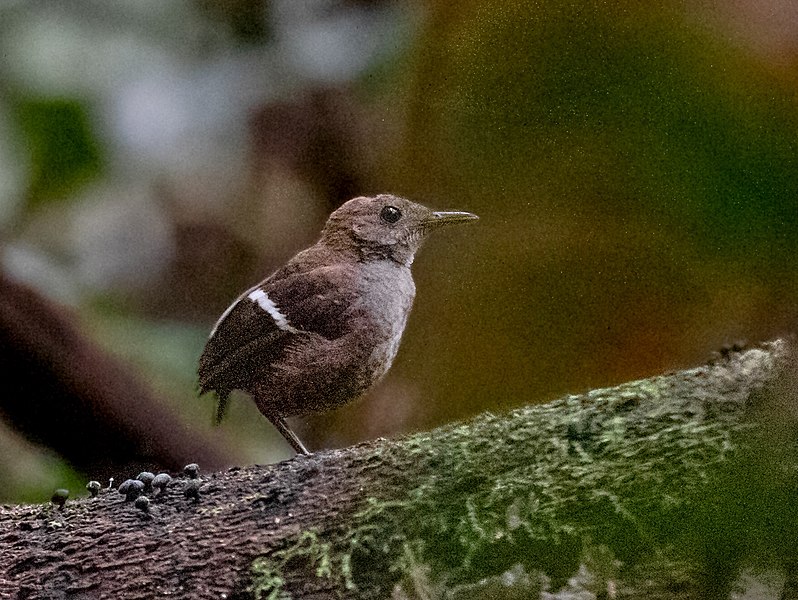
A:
[0,271,234,483]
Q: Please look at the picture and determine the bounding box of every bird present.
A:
[197,194,478,455]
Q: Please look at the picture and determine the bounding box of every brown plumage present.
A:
[198,194,477,455]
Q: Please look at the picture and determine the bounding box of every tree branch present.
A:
[1,339,796,599]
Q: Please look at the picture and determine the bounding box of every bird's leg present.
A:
[269,416,311,455]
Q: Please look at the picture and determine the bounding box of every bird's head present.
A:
[322,194,478,266]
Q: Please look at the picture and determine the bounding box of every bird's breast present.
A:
[354,262,416,380]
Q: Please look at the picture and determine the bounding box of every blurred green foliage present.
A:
[14,97,103,208]
[400,2,798,260]
[377,0,798,424]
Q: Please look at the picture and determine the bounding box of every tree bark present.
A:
[1,339,796,600]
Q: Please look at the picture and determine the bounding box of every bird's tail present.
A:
[214,391,230,425]
[197,378,230,426]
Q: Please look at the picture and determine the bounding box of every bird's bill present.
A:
[427,210,479,227]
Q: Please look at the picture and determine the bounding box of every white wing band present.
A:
[247,289,297,332]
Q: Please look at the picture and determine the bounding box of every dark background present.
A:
[0,0,796,502]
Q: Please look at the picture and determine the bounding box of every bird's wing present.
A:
[263,263,359,340]
[197,263,358,394]
[197,284,289,396]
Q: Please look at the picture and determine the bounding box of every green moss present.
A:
[250,344,794,597]
[249,529,357,599]
[248,558,285,600]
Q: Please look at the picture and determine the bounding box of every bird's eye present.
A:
[380,205,402,224]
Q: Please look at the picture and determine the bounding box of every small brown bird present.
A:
[198,194,477,455]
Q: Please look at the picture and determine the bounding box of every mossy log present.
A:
[1,339,796,599]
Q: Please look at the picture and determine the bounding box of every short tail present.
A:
[214,391,230,425]
[197,378,230,426]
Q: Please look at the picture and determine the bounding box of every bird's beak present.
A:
[427,210,479,227]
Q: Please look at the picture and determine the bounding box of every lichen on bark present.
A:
[1,340,795,599]
[247,340,797,599]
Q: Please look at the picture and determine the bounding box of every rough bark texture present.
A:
[1,339,796,600]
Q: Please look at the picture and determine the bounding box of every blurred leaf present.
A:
[0,424,85,504]
[14,96,103,209]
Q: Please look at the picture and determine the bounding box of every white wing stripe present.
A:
[247,289,298,332]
